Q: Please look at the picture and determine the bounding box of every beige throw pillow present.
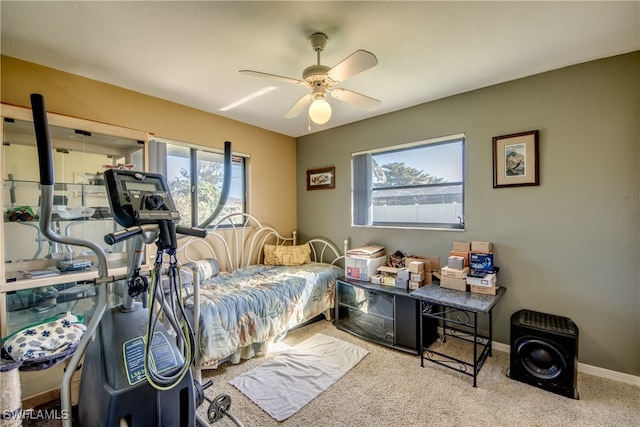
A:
[264,244,311,266]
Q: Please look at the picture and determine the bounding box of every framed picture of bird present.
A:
[493,130,539,188]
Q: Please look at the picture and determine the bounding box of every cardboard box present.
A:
[471,241,492,253]
[370,274,384,284]
[395,277,409,289]
[382,276,396,286]
[470,285,498,295]
[452,241,471,252]
[469,253,494,272]
[448,256,465,269]
[449,251,470,267]
[410,271,425,281]
[397,268,411,280]
[409,279,423,290]
[441,266,469,279]
[466,273,497,287]
[407,260,425,273]
[346,255,387,281]
[424,270,432,285]
[377,265,399,275]
[405,256,439,272]
[440,275,468,292]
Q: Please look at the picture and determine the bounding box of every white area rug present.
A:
[229,333,369,421]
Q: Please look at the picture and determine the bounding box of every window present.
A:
[159,141,246,228]
[352,134,464,230]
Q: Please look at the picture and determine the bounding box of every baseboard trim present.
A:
[491,340,640,387]
[433,327,639,387]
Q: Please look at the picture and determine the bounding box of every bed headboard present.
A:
[177,213,347,272]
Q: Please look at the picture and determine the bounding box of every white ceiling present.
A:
[1,1,639,138]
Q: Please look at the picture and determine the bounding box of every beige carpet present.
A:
[199,320,640,427]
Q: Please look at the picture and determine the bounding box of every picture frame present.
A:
[492,130,539,188]
[306,166,335,190]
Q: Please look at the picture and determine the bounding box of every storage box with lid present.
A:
[346,255,387,281]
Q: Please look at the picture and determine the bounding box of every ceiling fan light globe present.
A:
[309,99,332,124]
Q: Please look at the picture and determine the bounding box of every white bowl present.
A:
[55,206,96,219]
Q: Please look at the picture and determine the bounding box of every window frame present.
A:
[351,133,465,231]
[155,138,248,229]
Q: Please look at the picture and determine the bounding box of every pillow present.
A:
[2,312,86,364]
[264,244,311,266]
[182,259,219,283]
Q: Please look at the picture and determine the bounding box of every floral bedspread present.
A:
[188,262,342,368]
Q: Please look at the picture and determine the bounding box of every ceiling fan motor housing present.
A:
[303,64,331,85]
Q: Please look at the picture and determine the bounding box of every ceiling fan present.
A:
[240,32,381,125]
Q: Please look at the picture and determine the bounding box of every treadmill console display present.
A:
[104,169,180,228]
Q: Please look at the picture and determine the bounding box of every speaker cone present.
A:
[516,338,567,380]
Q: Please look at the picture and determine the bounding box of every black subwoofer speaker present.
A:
[509,309,579,399]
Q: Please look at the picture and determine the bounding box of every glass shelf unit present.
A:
[1,104,149,405]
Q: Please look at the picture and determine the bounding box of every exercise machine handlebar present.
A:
[30,93,110,278]
[105,224,206,245]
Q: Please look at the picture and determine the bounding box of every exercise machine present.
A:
[30,94,243,427]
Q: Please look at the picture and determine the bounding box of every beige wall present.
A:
[297,52,640,376]
[0,55,297,233]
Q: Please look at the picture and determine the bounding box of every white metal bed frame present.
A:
[175,213,348,376]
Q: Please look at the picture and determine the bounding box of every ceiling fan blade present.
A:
[327,50,378,83]
[284,94,312,118]
[330,88,381,111]
[239,70,305,86]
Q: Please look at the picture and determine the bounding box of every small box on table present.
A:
[441,266,469,279]
[410,271,425,281]
[470,285,499,295]
[449,251,470,267]
[405,256,439,272]
[408,279,423,290]
[407,260,425,273]
[397,268,411,280]
[382,276,396,286]
[447,256,465,269]
[370,274,384,285]
[405,256,437,285]
[471,241,492,253]
[395,277,409,290]
[452,241,471,252]
[440,275,468,292]
[469,252,493,272]
[466,273,497,287]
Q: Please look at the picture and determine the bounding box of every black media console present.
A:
[335,277,437,354]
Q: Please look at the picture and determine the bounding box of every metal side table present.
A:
[410,284,506,387]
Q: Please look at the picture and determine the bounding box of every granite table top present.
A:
[409,283,506,313]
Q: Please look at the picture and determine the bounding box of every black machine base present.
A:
[78,303,196,426]
[509,309,579,399]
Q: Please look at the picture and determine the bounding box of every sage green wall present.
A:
[297,51,640,376]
